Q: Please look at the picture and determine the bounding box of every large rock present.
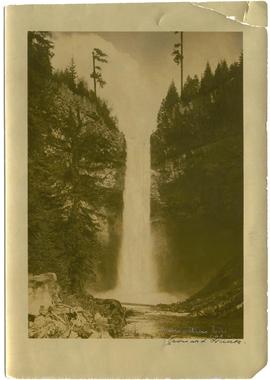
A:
[28,272,60,315]
[28,273,126,338]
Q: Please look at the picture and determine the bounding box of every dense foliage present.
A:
[28,32,126,293]
[151,56,243,293]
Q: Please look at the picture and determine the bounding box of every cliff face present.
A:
[28,81,126,293]
[155,256,243,339]
[90,163,126,291]
[28,32,128,294]
[176,256,243,318]
[151,135,243,296]
[150,60,243,299]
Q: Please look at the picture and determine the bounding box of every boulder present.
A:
[28,272,60,315]
[28,273,126,338]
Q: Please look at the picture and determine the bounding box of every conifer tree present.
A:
[64,57,77,92]
[90,48,108,97]
[181,75,199,107]
[200,62,214,95]
[157,82,180,128]
[28,33,126,292]
[171,32,184,95]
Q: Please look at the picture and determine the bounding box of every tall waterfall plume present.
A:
[116,136,157,300]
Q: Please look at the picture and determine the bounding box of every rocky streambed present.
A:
[28,272,242,339]
[29,299,126,339]
[122,304,242,339]
[122,304,190,338]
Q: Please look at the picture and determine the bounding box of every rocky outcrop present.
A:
[29,273,61,315]
[151,135,243,294]
[182,257,243,319]
[28,273,126,338]
[158,257,243,320]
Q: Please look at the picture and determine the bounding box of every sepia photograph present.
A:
[28,31,243,339]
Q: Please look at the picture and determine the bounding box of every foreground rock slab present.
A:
[28,273,126,338]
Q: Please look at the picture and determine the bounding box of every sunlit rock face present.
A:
[28,273,60,315]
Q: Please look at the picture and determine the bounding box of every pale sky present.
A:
[51,32,242,139]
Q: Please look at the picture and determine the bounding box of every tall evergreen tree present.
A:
[28,32,54,154]
[200,62,214,95]
[90,48,108,97]
[157,82,180,128]
[181,75,199,107]
[28,32,126,293]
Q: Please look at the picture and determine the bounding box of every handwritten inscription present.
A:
[166,338,242,345]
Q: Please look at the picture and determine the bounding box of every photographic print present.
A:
[28,31,243,339]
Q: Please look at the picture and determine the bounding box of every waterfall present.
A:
[116,135,157,300]
[95,130,178,304]
[111,133,177,304]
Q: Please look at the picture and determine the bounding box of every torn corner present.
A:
[191,1,267,27]
[243,1,267,27]
[243,1,251,23]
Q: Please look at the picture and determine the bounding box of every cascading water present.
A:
[95,125,177,304]
[109,133,177,305]
[115,135,157,300]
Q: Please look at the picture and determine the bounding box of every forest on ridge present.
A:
[28,32,126,294]
[151,55,243,308]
